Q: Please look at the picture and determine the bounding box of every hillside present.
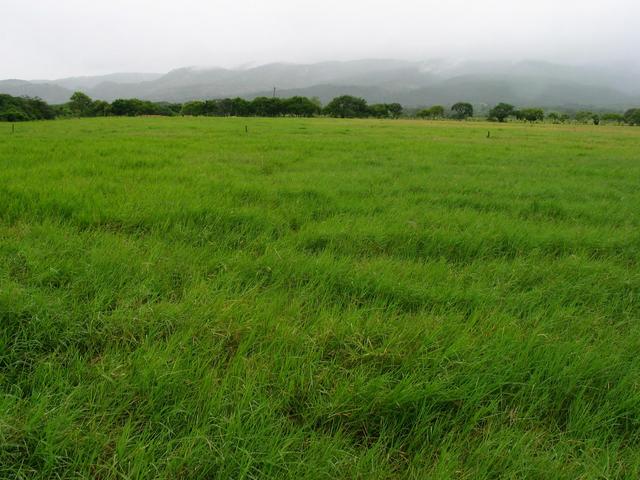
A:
[2,59,639,108]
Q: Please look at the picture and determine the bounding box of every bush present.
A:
[451,102,473,120]
[624,108,640,126]
[417,105,445,119]
[324,95,370,118]
[488,103,516,122]
[518,108,545,123]
[0,94,55,121]
[0,108,30,122]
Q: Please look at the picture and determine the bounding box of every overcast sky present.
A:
[2,0,639,79]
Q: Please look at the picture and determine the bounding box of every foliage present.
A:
[601,113,624,124]
[160,103,183,116]
[109,98,163,116]
[417,105,445,119]
[575,111,599,124]
[251,97,284,117]
[69,91,94,117]
[450,102,474,120]
[282,96,321,117]
[180,100,205,116]
[518,108,545,123]
[488,103,516,122]
[624,108,640,126]
[0,94,56,121]
[3,90,640,126]
[91,100,111,117]
[387,103,403,119]
[0,107,29,122]
[546,112,561,123]
[546,112,569,124]
[368,103,403,119]
[323,95,370,118]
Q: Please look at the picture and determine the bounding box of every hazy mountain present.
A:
[31,73,163,91]
[0,79,74,104]
[2,59,639,109]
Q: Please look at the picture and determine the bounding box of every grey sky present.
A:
[2,0,639,79]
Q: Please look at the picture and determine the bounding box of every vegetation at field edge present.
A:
[3,91,640,125]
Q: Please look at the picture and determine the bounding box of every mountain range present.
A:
[2,59,639,109]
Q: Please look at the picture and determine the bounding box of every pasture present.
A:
[1,117,640,478]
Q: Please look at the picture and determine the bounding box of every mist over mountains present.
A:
[2,59,639,109]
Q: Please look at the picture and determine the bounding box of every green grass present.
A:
[1,117,639,479]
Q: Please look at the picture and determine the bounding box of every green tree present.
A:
[181,101,206,116]
[230,97,253,116]
[388,103,403,119]
[69,91,94,117]
[283,96,321,117]
[324,95,369,118]
[519,108,544,123]
[216,98,234,117]
[91,100,111,117]
[0,107,29,122]
[575,111,596,124]
[417,105,445,119]
[0,94,55,121]
[451,102,473,120]
[546,112,561,124]
[368,104,387,118]
[488,103,516,122]
[152,102,181,116]
[110,98,158,116]
[624,108,640,125]
[251,97,284,117]
[368,103,403,119]
[601,113,624,124]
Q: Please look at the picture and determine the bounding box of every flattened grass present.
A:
[1,117,640,478]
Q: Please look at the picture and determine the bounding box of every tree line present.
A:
[2,91,640,126]
[1,91,403,120]
[0,94,56,121]
[416,102,640,125]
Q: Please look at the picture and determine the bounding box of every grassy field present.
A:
[1,117,639,479]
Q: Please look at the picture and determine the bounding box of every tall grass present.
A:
[1,117,639,478]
